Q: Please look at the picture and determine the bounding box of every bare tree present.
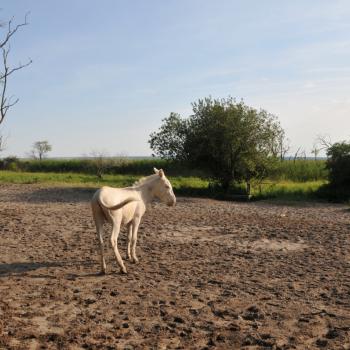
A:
[316,134,333,152]
[277,132,291,161]
[89,150,110,179]
[314,134,334,159]
[0,132,7,153]
[1,13,32,125]
[311,143,321,160]
[31,140,52,161]
[300,149,307,160]
[293,146,302,163]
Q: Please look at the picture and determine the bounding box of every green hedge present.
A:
[0,157,203,177]
[0,157,328,182]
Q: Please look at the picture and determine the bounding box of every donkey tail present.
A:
[98,196,139,210]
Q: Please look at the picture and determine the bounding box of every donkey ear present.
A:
[158,169,165,178]
[153,167,159,174]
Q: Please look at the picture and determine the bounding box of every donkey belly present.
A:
[121,202,138,225]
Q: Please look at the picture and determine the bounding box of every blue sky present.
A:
[1,0,350,157]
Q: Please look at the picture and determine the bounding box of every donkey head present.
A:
[152,168,176,206]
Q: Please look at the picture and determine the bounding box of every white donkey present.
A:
[91,168,176,274]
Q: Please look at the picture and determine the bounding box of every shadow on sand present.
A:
[0,261,63,276]
[14,186,97,204]
[0,260,97,278]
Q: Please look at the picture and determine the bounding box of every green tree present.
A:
[149,112,188,160]
[149,97,284,191]
[31,140,52,161]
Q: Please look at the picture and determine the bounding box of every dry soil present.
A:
[0,184,349,350]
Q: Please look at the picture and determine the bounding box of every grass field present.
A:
[0,170,326,201]
[0,158,327,180]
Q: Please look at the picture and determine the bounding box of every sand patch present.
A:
[241,238,307,252]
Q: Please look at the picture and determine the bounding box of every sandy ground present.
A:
[0,184,349,350]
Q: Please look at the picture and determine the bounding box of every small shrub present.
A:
[316,141,350,201]
[0,156,20,171]
[326,142,350,186]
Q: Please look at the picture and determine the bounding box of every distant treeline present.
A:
[0,156,327,182]
[0,157,203,177]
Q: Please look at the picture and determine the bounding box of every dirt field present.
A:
[0,184,349,350]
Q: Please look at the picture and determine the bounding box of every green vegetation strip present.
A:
[0,171,137,187]
[252,180,327,200]
[0,171,326,201]
[0,158,327,182]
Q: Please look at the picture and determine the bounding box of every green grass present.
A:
[0,158,328,181]
[0,171,209,191]
[251,180,327,201]
[0,171,135,187]
[271,159,327,182]
[0,170,326,201]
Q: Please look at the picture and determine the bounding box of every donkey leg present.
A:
[96,224,107,274]
[131,218,141,263]
[110,218,127,274]
[92,203,107,274]
[126,223,132,261]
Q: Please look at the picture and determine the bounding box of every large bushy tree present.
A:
[149,97,284,190]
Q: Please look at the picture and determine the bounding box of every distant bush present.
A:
[317,141,350,201]
[0,156,20,171]
[326,142,350,186]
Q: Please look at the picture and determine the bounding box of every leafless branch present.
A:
[293,146,301,163]
[0,13,30,49]
[0,50,32,80]
[89,150,110,179]
[311,142,321,160]
[316,134,333,151]
[0,132,7,152]
[278,133,290,161]
[0,14,32,125]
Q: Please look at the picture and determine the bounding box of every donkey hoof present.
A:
[121,267,127,274]
[132,257,139,264]
[98,270,106,276]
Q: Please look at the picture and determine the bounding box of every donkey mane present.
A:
[132,174,159,187]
